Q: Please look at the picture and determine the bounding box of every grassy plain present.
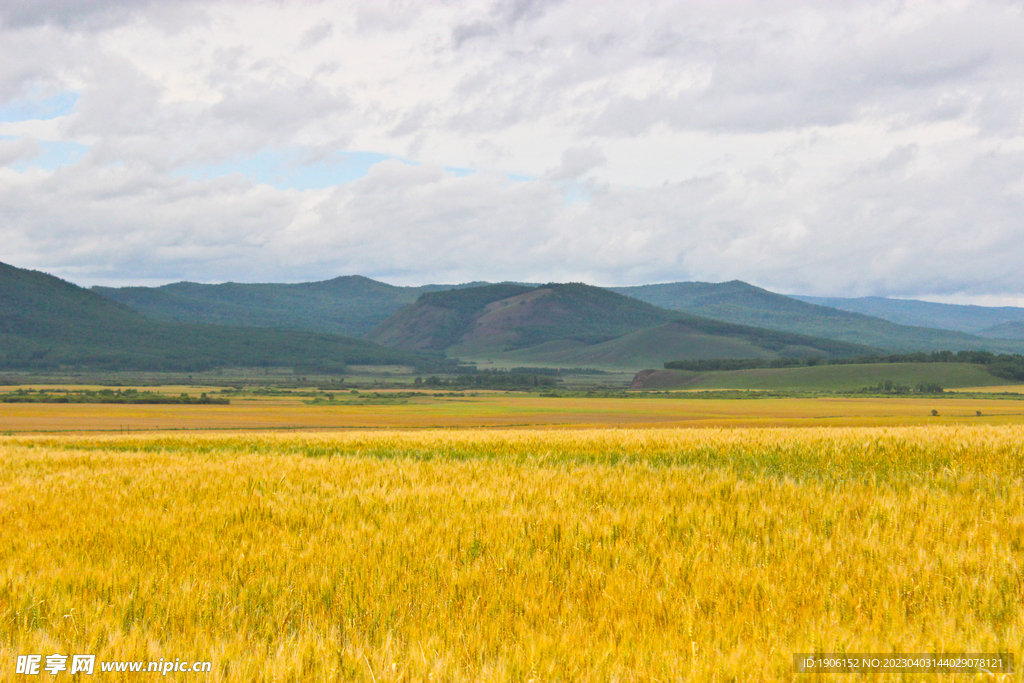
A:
[1,427,1022,681]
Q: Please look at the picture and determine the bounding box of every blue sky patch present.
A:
[561,183,592,206]
[0,91,78,123]
[10,140,88,171]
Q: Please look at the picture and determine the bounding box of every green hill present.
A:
[457,322,864,370]
[367,283,875,370]
[795,294,1024,335]
[631,362,1011,392]
[92,277,488,338]
[611,281,1024,353]
[0,262,435,372]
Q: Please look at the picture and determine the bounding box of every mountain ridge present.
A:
[92,277,492,338]
[0,262,436,372]
[611,281,1024,354]
[82,272,1024,358]
[366,282,876,369]
[793,294,1024,335]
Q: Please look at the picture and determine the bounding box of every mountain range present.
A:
[92,276,485,338]
[0,263,437,373]
[609,281,1024,354]
[4,260,1024,374]
[794,294,1024,339]
[92,275,1024,356]
[365,283,872,368]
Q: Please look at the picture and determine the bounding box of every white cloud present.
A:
[0,0,1022,301]
[0,136,39,165]
[544,145,605,180]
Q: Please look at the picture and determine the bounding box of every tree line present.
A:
[665,351,1024,381]
[0,389,229,404]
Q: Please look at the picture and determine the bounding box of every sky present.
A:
[1,0,1023,303]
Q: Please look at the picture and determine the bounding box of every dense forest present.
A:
[0,262,447,373]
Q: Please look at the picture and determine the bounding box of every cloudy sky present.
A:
[1,0,1023,302]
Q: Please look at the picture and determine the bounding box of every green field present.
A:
[633,362,1015,391]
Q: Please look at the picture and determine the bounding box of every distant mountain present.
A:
[980,320,1024,340]
[794,294,1024,335]
[367,283,874,369]
[93,277,490,338]
[0,262,434,372]
[611,281,1024,354]
[84,273,1024,359]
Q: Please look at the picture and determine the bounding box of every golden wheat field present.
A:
[2,426,1022,681]
[3,393,1024,433]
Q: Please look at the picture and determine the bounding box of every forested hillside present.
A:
[368,282,874,369]
[794,294,1024,334]
[93,277,486,337]
[0,263,437,372]
[613,281,1024,353]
